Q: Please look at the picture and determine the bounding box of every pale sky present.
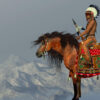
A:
[0,0,100,63]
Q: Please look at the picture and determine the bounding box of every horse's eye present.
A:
[46,39,49,42]
[42,41,45,45]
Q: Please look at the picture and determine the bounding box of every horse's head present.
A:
[34,34,52,58]
[33,31,79,70]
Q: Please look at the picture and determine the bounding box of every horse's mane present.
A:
[34,31,79,68]
[34,31,64,45]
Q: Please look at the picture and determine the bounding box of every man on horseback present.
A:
[77,5,100,66]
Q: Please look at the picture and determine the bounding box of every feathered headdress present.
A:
[86,4,100,18]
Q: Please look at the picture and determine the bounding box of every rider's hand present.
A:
[76,36,80,40]
[81,36,85,40]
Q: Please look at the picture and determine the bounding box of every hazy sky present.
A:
[0,0,100,63]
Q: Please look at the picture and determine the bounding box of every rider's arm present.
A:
[80,20,95,37]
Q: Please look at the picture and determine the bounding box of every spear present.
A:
[72,19,85,36]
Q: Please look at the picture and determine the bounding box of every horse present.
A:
[34,31,100,100]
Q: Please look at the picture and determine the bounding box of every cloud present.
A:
[0,55,100,100]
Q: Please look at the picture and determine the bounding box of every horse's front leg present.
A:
[79,79,81,98]
[72,77,81,100]
[63,46,80,100]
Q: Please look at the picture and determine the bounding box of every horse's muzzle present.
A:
[36,52,42,58]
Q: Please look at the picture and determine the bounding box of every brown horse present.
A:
[34,31,81,100]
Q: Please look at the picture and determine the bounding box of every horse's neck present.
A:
[51,38,64,56]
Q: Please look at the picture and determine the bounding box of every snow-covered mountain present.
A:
[0,55,100,100]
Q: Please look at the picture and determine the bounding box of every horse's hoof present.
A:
[72,98,79,100]
[72,98,75,100]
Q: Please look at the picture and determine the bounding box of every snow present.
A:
[0,55,100,100]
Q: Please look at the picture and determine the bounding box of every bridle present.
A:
[41,39,49,56]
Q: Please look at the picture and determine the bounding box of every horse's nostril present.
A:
[36,52,38,56]
[36,52,42,57]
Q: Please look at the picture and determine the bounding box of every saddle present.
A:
[77,43,100,78]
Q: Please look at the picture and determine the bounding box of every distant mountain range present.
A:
[0,55,100,100]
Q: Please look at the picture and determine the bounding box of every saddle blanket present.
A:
[81,49,100,56]
[77,48,100,78]
[77,68,100,78]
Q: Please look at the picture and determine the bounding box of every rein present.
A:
[42,40,49,57]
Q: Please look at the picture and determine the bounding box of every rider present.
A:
[77,5,100,66]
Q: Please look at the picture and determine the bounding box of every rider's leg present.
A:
[82,38,94,64]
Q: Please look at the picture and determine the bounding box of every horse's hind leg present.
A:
[76,78,81,98]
